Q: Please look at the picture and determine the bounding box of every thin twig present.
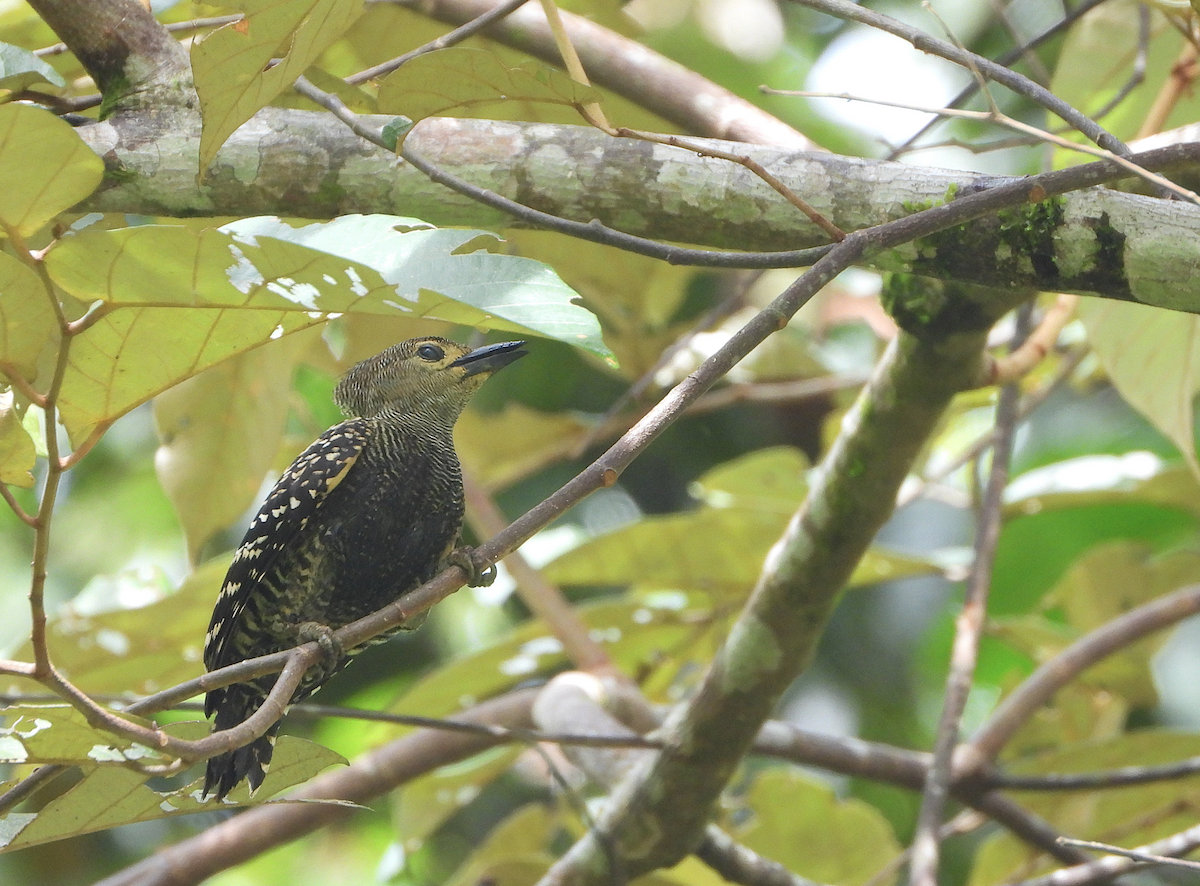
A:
[536,0,609,131]
[765,89,1200,204]
[345,0,532,84]
[615,128,846,241]
[462,471,617,674]
[783,0,1130,157]
[293,75,833,270]
[908,300,1033,886]
[966,583,1200,770]
[887,0,1113,157]
[0,484,37,527]
[987,295,1078,386]
[1057,837,1200,872]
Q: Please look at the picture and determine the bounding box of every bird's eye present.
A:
[417,343,444,362]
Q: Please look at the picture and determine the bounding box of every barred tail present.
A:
[202,683,281,801]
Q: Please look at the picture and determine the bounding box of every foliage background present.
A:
[3,0,1200,885]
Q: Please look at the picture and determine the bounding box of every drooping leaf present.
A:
[0,103,102,237]
[377,47,601,124]
[191,0,364,169]
[0,704,165,766]
[0,42,64,94]
[1078,299,1200,477]
[0,391,34,487]
[0,249,58,382]
[155,331,318,561]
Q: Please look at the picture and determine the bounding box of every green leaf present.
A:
[0,103,102,237]
[222,216,609,358]
[45,216,603,445]
[445,803,556,886]
[395,745,522,853]
[191,0,364,169]
[0,732,342,851]
[0,41,63,93]
[0,704,169,766]
[0,249,58,382]
[377,47,601,123]
[970,731,1200,886]
[383,592,716,732]
[725,768,901,886]
[992,542,1200,707]
[543,447,940,595]
[154,331,318,561]
[1078,299,1200,477]
[457,403,592,491]
[3,558,227,697]
[0,392,34,487]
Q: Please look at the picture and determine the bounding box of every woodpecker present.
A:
[201,336,526,801]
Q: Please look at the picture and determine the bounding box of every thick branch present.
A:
[539,281,1027,884]
[26,0,189,103]
[76,111,1200,308]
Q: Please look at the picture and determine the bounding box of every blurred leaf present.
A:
[395,745,522,853]
[970,731,1200,886]
[0,245,57,383]
[0,392,34,487]
[992,543,1200,707]
[508,231,695,379]
[385,592,716,730]
[4,557,227,696]
[1078,299,1200,477]
[545,447,940,594]
[0,42,63,93]
[0,103,102,237]
[191,0,364,169]
[377,47,601,124]
[458,403,592,491]
[725,768,901,886]
[990,503,1197,616]
[1005,453,1200,520]
[445,802,555,886]
[155,330,317,561]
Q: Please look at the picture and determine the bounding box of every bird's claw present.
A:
[296,621,343,662]
[446,546,497,587]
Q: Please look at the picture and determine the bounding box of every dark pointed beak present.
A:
[450,340,527,377]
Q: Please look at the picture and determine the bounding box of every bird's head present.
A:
[334,336,527,424]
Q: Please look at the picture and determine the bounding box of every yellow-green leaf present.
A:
[1078,299,1200,477]
[0,391,34,487]
[0,249,58,381]
[191,0,364,169]
[0,103,102,236]
[155,331,317,561]
[725,768,902,886]
[377,47,601,124]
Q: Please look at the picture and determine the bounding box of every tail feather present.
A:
[202,682,281,801]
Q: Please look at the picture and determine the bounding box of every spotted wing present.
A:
[203,418,371,679]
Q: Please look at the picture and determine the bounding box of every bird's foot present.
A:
[446,546,497,588]
[296,622,343,662]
